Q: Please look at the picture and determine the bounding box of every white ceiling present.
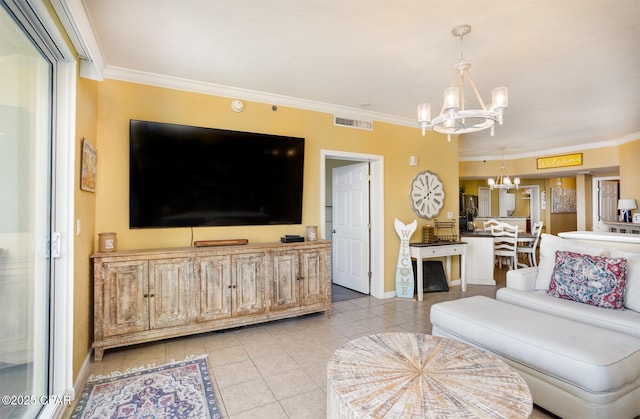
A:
[80,0,640,161]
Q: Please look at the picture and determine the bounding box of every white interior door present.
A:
[528,185,541,226]
[332,163,370,294]
[599,180,619,222]
[478,187,491,217]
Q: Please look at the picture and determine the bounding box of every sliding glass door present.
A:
[0,5,53,418]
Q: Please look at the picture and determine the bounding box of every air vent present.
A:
[334,115,373,131]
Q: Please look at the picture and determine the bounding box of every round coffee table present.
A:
[327,333,532,418]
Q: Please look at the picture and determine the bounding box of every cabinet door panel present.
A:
[301,249,328,305]
[104,260,148,337]
[196,255,231,321]
[149,258,191,329]
[271,251,299,310]
[233,254,266,316]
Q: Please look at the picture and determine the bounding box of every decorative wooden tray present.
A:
[193,239,248,247]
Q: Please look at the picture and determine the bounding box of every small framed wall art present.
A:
[80,138,97,192]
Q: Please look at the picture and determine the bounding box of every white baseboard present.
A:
[70,349,92,401]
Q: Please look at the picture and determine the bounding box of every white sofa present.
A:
[431,232,640,419]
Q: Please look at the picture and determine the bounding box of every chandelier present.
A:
[417,24,508,141]
[488,146,519,190]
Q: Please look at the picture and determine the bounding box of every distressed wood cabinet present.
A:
[271,247,329,312]
[93,241,331,360]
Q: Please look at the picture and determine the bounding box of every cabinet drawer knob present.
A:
[149,293,154,297]
[143,293,148,298]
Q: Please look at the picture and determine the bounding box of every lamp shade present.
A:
[618,199,638,210]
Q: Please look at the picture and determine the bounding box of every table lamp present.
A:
[617,199,637,223]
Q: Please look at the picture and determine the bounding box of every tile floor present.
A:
[64,269,557,418]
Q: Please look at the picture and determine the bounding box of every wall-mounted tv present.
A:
[129,119,305,228]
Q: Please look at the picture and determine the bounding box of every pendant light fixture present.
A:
[488,146,519,190]
[417,25,508,141]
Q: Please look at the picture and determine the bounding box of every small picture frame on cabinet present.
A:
[81,138,97,192]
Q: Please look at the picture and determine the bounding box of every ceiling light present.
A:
[488,146,519,190]
[417,25,508,142]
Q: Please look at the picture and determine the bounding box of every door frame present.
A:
[592,176,620,228]
[3,0,77,411]
[320,150,385,299]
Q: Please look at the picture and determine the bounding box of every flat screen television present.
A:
[129,119,305,228]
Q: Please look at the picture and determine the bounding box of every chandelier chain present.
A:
[458,30,465,64]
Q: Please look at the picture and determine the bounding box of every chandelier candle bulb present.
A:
[444,87,460,110]
[418,103,431,135]
[492,87,509,109]
[418,103,431,121]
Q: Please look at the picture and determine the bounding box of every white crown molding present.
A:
[461,132,640,162]
[50,0,104,80]
[103,66,638,164]
[103,65,417,128]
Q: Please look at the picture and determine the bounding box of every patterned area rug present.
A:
[70,356,221,418]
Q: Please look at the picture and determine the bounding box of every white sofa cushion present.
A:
[535,233,608,290]
[431,296,640,394]
[496,287,640,338]
[610,248,640,312]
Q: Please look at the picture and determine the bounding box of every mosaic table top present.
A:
[327,333,532,418]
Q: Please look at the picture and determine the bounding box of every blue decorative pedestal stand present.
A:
[394,218,417,298]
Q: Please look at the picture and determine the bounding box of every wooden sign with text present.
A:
[536,153,583,169]
[394,218,417,299]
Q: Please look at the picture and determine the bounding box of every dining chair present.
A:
[517,221,543,267]
[483,218,503,232]
[491,222,519,270]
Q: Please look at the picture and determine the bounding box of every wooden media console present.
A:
[91,240,332,360]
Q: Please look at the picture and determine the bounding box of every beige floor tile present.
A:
[286,345,331,370]
[202,330,244,350]
[165,337,207,361]
[69,266,557,419]
[212,358,262,389]
[301,362,328,389]
[218,377,277,416]
[114,343,168,370]
[330,299,362,312]
[229,401,288,419]
[207,344,251,367]
[334,307,375,322]
[233,325,277,345]
[262,368,319,400]
[251,351,299,377]
[242,337,285,359]
[333,318,374,338]
[279,387,327,419]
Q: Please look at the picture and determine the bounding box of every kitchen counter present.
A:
[460,231,494,237]
[458,232,495,286]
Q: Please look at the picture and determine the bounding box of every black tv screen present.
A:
[129,120,305,228]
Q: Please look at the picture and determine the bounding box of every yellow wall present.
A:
[620,139,640,203]
[91,80,459,281]
[460,139,640,232]
[73,76,98,377]
[459,146,620,179]
[72,82,640,382]
[460,179,548,221]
